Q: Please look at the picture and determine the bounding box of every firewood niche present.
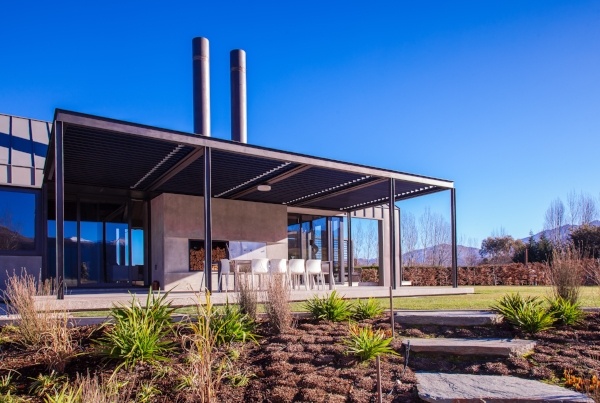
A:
[189,240,228,272]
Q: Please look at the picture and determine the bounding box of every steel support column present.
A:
[398,206,403,285]
[54,121,65,299]
[347,212,353,287]
[203,147,213,292]
[389,178,397,289]
[450,188,458,288]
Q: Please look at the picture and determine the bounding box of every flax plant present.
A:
[96,289,175,370]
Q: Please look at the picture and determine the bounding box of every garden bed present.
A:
[1,312,599,402]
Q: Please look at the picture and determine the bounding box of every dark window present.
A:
[0,188,37,251]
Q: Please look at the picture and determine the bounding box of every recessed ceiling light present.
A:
[257,184,271,192]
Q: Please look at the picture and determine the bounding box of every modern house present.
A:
[0,38,457,297]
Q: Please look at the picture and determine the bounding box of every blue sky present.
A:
[1,1,599,245]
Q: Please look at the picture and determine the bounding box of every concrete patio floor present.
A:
[28,285,474,312]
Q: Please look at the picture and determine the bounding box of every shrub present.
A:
[210,302,257,346]
[264,274,292,333]
[342,323,398,362]
[96,288,175,369]
[548,296,586,326]
[29,371,67,397]
[549,247,583,304]
[351,298,385,320]
[304,291,352,322]
[0,372,17,395]
[236,275,258,321]
[491,293,555,335]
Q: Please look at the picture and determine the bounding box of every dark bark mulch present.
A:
[1,312,599,402]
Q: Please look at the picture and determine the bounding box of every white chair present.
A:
[288,259,306,290]
[219,259,231,292]
[306,259,325,290]
[251,258,269,289]
[269,258,289,287]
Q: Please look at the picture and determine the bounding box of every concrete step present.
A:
[395,310,501,326]
[403,338,535,357]
[416,373,593,402]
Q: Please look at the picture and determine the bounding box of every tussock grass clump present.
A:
[549,247,584,304]
[180,293,229,403]
[236,275,258,321]
[96,289,175,370]
[342,323,398,362]
[351,298,385,320]
[3,270,74,372]
[264,274,292,333]
[304,291,352,322]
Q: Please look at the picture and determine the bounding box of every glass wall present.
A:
[287,213,345,282]
[48,198,146,287]
[0,188,38,252]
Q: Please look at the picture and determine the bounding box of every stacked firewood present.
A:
[190,246,228,271]
[190,248,205,271]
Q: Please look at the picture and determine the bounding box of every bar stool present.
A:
[288,259,306,290]
[251,258,269,289]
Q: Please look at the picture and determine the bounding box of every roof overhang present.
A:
[44,109,453,212]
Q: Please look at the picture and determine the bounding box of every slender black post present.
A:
[450,188,458,288]
[398,206,403,285]
[204,147,213,292]
[54,121,64,299]
[389,178,397,289]
[347,212,353,287]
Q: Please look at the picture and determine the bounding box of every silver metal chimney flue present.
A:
[192,37,211,136]
[230,49,247,143]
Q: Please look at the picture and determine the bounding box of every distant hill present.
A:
[398,220,600,266]
[521,220,600,243]
[402,244,480,266]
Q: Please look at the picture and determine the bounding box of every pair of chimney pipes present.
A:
[192,37,247,143]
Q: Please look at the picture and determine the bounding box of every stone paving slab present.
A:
[416,373,593,402]
[395,310,502,326]
[403,338,536,357]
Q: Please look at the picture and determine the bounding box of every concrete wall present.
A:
[151,193,287,291]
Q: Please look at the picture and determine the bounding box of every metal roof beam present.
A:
[145,147,204,191]
[291,178,388,207]
[228,164,310,199]
[341,186,445,212]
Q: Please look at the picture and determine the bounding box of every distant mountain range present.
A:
[399,221,600,266]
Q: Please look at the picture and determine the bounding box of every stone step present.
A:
[395,310,501,326]
[416,373,593,402]
[403,338,535,357]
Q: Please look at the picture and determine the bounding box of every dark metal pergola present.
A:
[45,109,457,298]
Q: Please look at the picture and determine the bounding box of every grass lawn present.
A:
[390,286,600,310]
[289,286,600,311]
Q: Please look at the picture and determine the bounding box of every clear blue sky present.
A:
[1,1,599,245]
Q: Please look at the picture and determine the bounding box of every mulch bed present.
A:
[1,312,599,402]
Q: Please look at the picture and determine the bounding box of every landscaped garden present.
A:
[1,252,599,402]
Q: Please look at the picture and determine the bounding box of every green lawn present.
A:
[288,286,599,312]
[390,286,600,310]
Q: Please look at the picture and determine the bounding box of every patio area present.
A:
[30,285,475,312]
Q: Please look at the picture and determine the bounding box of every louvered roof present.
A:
[44,109,453,211]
